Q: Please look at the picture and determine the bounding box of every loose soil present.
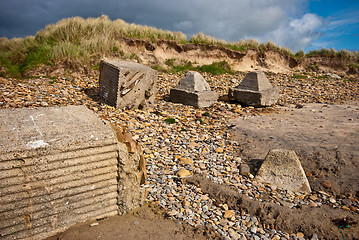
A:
[186,175,359,239]
[46,203,220,240]
[230,101,359,197]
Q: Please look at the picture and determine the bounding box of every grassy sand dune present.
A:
[0,15,358,77]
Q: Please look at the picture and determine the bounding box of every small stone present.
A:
[215,147,224,153]
[311,234,319,240]
[342,199,352,206]
[222,204,229,211]
[241,185,248,190]
[250,226,257,234]
[179,157,193,165]
[309,202,318,207]
[168,210,179,216]
[90,222,99,227]
[342,206,350,211]
[177,168,192,178]
[296,232,304,238]
[224,210,235,219]
[309,195,317,201]
[200,195,209,201]
[350,206,358,212]
[329,198,336,203]
[228,228,240,240]
[321,180,331,188]
[198,162,206,169]
[41,102,48,107]
[133,221,139,225]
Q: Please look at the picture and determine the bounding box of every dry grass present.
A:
[0,15,188,76]
[0,15,358,76]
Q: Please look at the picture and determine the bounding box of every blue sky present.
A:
[0,0,358,53]
[306,0,359,51]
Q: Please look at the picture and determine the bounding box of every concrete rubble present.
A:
[255,149,311,193]
[99,59,157,110]
[0,105,144,240]
[169,71,218,108]
[229,71,279,107]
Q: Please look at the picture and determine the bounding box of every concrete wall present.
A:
[0,106,143,240]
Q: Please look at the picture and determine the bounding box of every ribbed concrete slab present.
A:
[0,106,124,240]
[99,59,157,110]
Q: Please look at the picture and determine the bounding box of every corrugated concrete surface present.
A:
[99,59,157,110]
[0,105,137,240]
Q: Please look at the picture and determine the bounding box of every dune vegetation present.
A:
[0,15,358,77]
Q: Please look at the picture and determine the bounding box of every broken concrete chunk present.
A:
[99,59,157,110]
[169,71,218,108]
[229,71,279,107]
[255,149,311,193]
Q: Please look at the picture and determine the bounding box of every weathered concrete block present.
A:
[169,71,218,108]
[0,106,144,240]
[99,59,157,110]
[229,71,279,107]
[255,149,311,193]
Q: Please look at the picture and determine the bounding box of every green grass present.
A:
[292,74,307,79]
[349,63,359,69]
[171,61,196,72]
[165,118,176,124]
[197,61,233,75]
[168,61,234,75]
[314,75,329,80]
[195,118,204,124]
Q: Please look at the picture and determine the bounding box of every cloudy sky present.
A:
[0,0,358,52]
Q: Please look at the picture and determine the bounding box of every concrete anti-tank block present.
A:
[169,71,218,108]
[229,71,279,107]
[99,59,157,110]
[255,149,311,193]
[0,106,144,240]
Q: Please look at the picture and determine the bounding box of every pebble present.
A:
[224,210,235,219]
[250,226,257,234]
[176,168,192,178]
[90,222,99,227]
[320,180,331,188]
[239,164,250,176]
[342,199,352,206]
[296,232,304,238]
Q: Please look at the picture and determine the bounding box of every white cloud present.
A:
[263,13,325,52]
[290,13,323,34]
